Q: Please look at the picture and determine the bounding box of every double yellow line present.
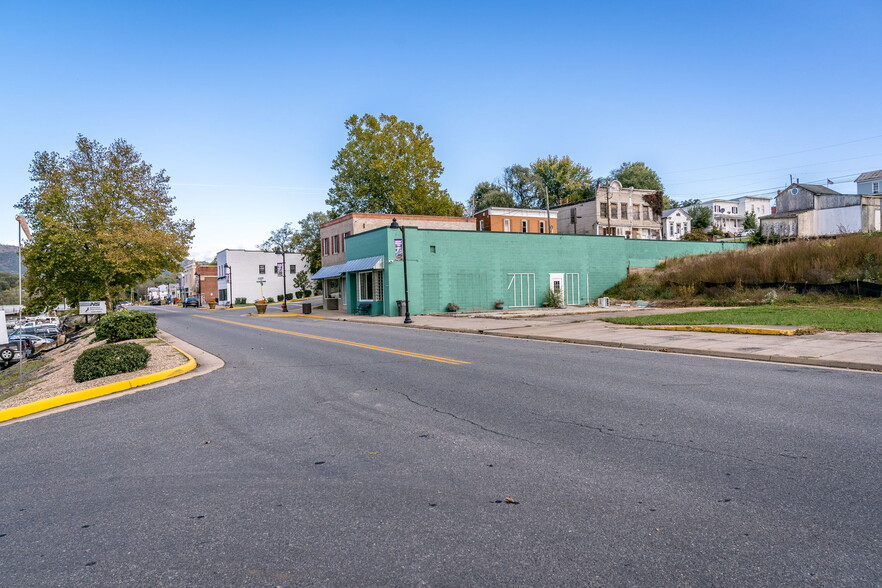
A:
[195,315,470,365]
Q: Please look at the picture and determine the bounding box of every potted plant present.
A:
[254,299,268,314]
[208,298,217,310]
[494,299,505,310]
[446,302,459,312]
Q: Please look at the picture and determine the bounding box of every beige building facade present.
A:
[554,180,662,239]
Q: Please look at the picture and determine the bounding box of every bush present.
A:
[304,289,312,297]
[94,310,157,343]
[285,293,293,301]
[73,342,150,383]
[235,297,247,305]
[295,290,304,298]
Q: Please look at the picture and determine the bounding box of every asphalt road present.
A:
[1,307,880,586]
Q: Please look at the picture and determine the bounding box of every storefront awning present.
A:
[311,255,385,280]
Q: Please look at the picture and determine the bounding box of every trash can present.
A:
[396,300,407,316]
[301,302,312,314]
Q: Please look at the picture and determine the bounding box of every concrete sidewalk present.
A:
[261,302,882,372]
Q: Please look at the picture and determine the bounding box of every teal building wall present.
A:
[342,228,745,316]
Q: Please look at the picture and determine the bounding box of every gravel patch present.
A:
[0,332,189,411]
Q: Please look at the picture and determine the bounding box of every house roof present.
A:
[855,170,882,183]
[661,208,690,219]
[311,255,384,279]
[794,183,841,195]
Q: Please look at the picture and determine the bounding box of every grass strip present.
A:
[601,306,882,332]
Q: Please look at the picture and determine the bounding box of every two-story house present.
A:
[699,199,744,235]
[471,207,557,234]
[553,180,662,239]
[761,183,882,239]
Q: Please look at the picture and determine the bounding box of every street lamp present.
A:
[274,247,289,312]
[389,218,412,324]
[223,263,233,308]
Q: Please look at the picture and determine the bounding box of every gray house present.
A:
[855,170,882,195]
[761,183,881,239]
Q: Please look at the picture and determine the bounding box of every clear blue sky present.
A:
[2,0,880,260]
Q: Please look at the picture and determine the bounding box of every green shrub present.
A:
[73,342,150,383]
[94,310,157,343]
[235,297,247,305]
[285,293,293,301]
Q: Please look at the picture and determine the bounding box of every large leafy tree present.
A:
[610,161,664,192]
[16,135,194,310]
[502,165,541,208]
[326,113,462,217]
[688,205,713,230]
[530,155,593,206]
[471,181,514,211]
[291,211,329,274]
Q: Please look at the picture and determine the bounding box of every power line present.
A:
[662,133,882,175]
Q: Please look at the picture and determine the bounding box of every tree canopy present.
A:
[531,155,593,206]
[260,223,297,254]
[502,165,541,208]
[688,205,712,229]
[291,211,329,274]
[471,181,514,211]
[16,135,194,309]
[326,113,462,217]
[610,161,664,192]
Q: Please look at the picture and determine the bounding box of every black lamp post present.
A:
[389,218,412,324]
[194,270,201,307]
[275,248,289,312]
[224,263,232,308]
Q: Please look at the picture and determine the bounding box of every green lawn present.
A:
[602,306,882,332]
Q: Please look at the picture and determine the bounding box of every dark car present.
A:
[183,297,199,308]
[0,339,34,365]
[149,298,162,306]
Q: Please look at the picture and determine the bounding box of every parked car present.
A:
[10,324,60,339]
[115,300,132,309]
[9,333,55,354]
[183,297,199,308]
[0,339,34,365]
[149,298,162,306]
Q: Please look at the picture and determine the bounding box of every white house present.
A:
[661,208,692,240]
[699,199,743,235]
[215,249,309,306]
[761,183,882,239]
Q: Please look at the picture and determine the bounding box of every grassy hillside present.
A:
[0,245,19,274]
[605,232,882,304]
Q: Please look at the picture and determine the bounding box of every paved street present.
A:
[1,307,880,586]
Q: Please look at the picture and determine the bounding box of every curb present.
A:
[248,313,324,319]
[642,325,807,336]
[0,344,197,424]
[319,316,882,373]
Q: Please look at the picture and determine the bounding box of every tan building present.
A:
[554,180,662,239]
[316,213,474,311]
[182,261,219,303]
[471,207,557,234]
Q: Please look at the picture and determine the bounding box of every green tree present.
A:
[688,205,712,230]
[679,198,702,208]
[610,161,664,192]
[16,135,194,310]
[260,223,297,254]
[743,211,758,231]
[502,165,540,208]
[471,181,514,211]
[530,155,593,206]
[291,211,329,274]
[327,113,462,217]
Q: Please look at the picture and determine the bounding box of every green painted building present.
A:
[312,226,745,316]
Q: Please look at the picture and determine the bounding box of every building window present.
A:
[504,218,511,232]
[600,202,608,218]
[479,220,485,231]
[430,245,436,253]
[333,234,340,254]
[570,208,576,224]
[621,203,628,219]
[539,221,546,234]
[358,271,374,301]
[522,220,528,232]
[289,265,296,275]
[322,238,329,255]
[874,182,880,194]
[219,289,227,302]
[610,203,618,219]
[642,206,649,221]
[258,264,266,274]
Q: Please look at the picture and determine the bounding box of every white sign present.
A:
[79,301,107,315]
[0,311,7,345]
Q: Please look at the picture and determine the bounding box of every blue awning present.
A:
[311,255,385,280]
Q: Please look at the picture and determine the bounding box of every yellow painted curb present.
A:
[0,346,197,423]
[247,313,325,319]
[644,325,803,336]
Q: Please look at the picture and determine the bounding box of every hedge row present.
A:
[73,342,150,383]
[95,310,157,342]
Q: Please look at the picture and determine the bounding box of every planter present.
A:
[208,302,216,309]
[254,303,268,314]
[495,305,504,310]
[326,298,339,310]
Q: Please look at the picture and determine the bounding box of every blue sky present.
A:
[1,0,880,260]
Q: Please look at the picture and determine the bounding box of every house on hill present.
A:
[553,180,662,239]
[761,183,882,239]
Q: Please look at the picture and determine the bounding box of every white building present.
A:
[699,199,743,235]
[855,170,882,195]
[661,208,692,240]
[215,249,309,306]
[761,183,882,239]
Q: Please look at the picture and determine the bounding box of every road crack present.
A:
[396,390,536,444]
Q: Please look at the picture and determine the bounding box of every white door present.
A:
[549,273,565,307]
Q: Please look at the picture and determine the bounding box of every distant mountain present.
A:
[0,245,20,274]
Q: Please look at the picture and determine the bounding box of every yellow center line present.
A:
[194,315,471,365]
